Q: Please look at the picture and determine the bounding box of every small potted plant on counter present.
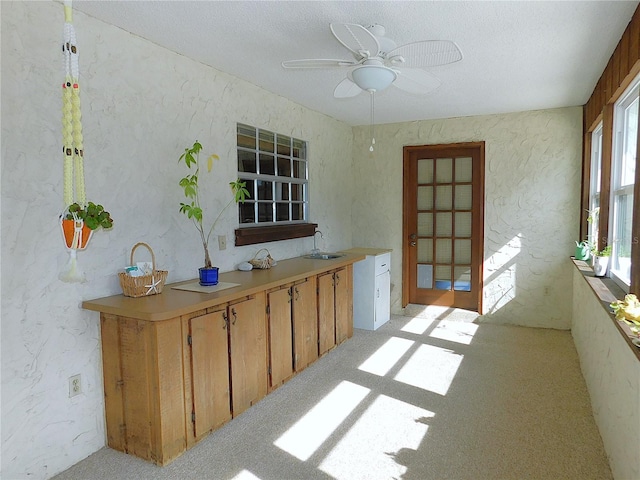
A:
[592,245,611,277]
[178,140,249,286]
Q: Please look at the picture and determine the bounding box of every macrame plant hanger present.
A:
[59,0,90,283]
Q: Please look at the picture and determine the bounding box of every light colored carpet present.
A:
[53,307,612,480]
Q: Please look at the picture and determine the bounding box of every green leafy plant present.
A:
[595,245,612,257]
[65,202,113,230]
[610,294,640,337]
[179,141,249,268]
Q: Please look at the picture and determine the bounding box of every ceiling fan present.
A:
[282,23,463,98]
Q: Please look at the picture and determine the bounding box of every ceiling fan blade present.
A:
[330,23,380,59]
[393,68,441,95]
[334,77,363,98]
[387,40,462,68]
[282,58,358,69]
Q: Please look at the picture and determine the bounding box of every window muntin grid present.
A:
[237,124,308,226]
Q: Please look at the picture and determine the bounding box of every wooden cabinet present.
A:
[227,294,268,416]
[318,271,336,356]
[101,314,187,465]
[87,255,362,466]
[318,265,354,355]
[267,286,294,389]
[267,277,318,388]
[292,277,318,372]
[188,308,231,440]
[335,266,353,345]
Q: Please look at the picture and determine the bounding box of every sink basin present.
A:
[303,253,345,260]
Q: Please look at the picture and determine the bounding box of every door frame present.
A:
[402,142,485,312]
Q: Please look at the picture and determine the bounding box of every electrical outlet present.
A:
[69,374,82,397]
[218,235,227,251]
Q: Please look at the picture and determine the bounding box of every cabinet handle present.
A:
[335,273,340,285]
[231,308,237,325]
[288,289,292,304]
[222,311,228,329]
[294,287,300,301]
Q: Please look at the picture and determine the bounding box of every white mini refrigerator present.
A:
[347,248,391,331]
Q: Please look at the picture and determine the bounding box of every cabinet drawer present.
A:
[374,253,390,275]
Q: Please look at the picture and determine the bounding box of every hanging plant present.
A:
[58,1,113,282]
[61,202,113,249]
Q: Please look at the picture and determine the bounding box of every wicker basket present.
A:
[249,248,276,269]
[118,242,168,298]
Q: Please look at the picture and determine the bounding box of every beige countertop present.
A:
[83,253,365,321]
[341,247,392,256]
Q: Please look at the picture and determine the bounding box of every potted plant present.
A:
[592,245,611,277]
[610,294,640,343]
[178,140,249,286]
[61,201,114,249]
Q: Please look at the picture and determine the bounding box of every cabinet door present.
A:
[374,270,391,329]
[317,272,336,356]
[335,266,353,344]
[268,286,294,388]
[229,294,268,416]
[292,277,318,371]
[190,310,231,438]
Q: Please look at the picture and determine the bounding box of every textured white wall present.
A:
[572,268,640,480]
[1,2,352,478]
[352,108,582,328]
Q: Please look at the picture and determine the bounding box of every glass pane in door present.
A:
[435,265,452,290]
[418,159,434,183]
[417,239,433,263]
[418,213,433,236]
[436,158,453,183]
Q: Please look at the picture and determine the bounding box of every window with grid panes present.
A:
[237,124,308,226]
[588,123,603,247]
[610,77,638,290]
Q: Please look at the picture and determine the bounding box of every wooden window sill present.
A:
[572,258,640,361]
[235,223,318,246]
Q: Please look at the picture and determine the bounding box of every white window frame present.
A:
[588,122,603,249]
[237,124,309,227]
[609,75,639,291]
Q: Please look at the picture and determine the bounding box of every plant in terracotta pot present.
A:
[61,201,114,249]
[178,140,249,286]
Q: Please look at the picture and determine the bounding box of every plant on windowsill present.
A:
[178,140,249,286]
[592,245,611,277]
[610,294,640,344]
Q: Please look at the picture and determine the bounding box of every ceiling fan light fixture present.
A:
[351,65,397,92]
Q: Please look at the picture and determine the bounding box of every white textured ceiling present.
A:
[71,1,638,126]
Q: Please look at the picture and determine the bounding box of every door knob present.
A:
[410,233,417,240]
[410,241,416,246]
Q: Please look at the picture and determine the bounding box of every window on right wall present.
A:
[588,122,603,248]
[610,76,639,290]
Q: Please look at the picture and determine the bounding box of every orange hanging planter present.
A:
[61,218,93,250]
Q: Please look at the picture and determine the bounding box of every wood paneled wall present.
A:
[581,4,640,295]
[584,5,640,131]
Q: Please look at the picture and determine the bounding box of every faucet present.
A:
[312,230,323,254]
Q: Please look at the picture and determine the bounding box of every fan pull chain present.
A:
[369,91,376,152]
